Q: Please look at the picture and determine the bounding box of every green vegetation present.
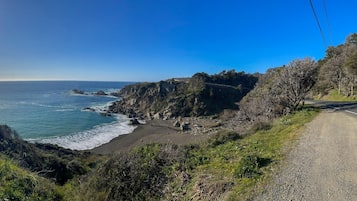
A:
[80,144,175,201]
[316,89,356,101]
[314,33,357,99]
[58,109,317,201]
[0,100,319,201]
[174,109,318,200]
[5,32,356,201]
[0,155,62,201]
[0,125,98,185]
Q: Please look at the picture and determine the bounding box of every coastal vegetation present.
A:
[0,109,318,201]
[0,33,356,200]
[313,33,357,99]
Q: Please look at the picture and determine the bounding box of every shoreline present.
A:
[91,119,210,154]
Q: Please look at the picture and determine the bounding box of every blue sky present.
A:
[0,0,356,81]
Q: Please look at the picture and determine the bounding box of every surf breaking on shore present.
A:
[24,86,136,150]
[30,114,136,150]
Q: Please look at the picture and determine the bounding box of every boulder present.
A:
[100,112,111,117]
[95,90,107,96]
[83,107,95,112]
[129,98,137,106]
[110,92,120,97]
[180,122,190,131]
[153,112,163,120]
[173,120,181,127]
[147,112,153,120]
[72,89,85,95]
[129,118,141,125]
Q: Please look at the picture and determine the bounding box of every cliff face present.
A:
[109,70,258,119]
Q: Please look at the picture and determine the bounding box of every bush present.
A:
[0,155,63,201]
[82,144,179,201]
[208,130,241,147]
[234,154,262,179]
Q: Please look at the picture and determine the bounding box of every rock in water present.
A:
[95,90,107,96]
[72,89,85,95]
[129,118,141,125]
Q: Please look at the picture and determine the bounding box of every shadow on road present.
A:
[306,100,357,114]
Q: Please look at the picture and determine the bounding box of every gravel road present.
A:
[254,111,357,201]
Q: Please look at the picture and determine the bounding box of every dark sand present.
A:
[91,119,210,154]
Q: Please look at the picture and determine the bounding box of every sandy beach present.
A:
[91,119,210,154]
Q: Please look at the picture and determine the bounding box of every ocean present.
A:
[0,81,135,150]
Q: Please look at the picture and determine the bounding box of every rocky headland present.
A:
[108,70,258,121]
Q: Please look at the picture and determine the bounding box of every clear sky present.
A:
[0,0,356,81]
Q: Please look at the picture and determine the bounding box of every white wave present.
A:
[19,101,64,108]
[69,89,120,98]
[33,115,136,150]
[104,88,120,94]
[89,101,114,113]
[55,108,75,112]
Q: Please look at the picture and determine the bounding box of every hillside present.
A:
[0,33,355,201]
[313,33,357,99]
[109,70,258,119]
[0,125,96,185]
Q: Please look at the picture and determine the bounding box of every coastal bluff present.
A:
[109,70,258,120]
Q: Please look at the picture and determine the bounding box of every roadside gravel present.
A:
[254,111,357,201]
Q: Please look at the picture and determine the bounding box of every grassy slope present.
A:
[177,109,318,200]
[317,89,357,101]
[0,155,63,201]
[0,109,318,201]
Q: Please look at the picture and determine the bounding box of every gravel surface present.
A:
[254,111,357,201]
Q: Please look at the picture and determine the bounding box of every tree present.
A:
[316,33,357,96]
[346,33,357,44]
[275,58,318,111]
[344,51,357,96]
[239,58,317,122]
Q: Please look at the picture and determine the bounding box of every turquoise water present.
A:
[0,81,135,150]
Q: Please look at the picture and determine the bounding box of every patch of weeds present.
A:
[249,121,272,133]
[234,154,267,179]
[208,130,241,147]
[280,116,292,125]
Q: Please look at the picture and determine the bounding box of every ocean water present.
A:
[0,81,135,150]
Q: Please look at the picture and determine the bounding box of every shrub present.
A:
[208,130,241,147]
[82,144,178,201]
[234,154,262,179]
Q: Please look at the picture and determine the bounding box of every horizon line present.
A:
[0,79,138,82]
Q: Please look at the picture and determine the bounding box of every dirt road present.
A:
[255,111,357,201]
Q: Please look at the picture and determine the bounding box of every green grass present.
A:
[318,89,357,101]
[0,155,63,201]
[0,109,318,201]
[179,109,319,200]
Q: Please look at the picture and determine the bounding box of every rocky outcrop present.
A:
[94,90,108,96]
[129,118,141,125]
[109,70,258,120]
[72,89,85,95]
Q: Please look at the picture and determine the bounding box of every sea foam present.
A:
[35,114,136,150]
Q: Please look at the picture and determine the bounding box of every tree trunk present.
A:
[338,71,342,95]
[351,83,354,96]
